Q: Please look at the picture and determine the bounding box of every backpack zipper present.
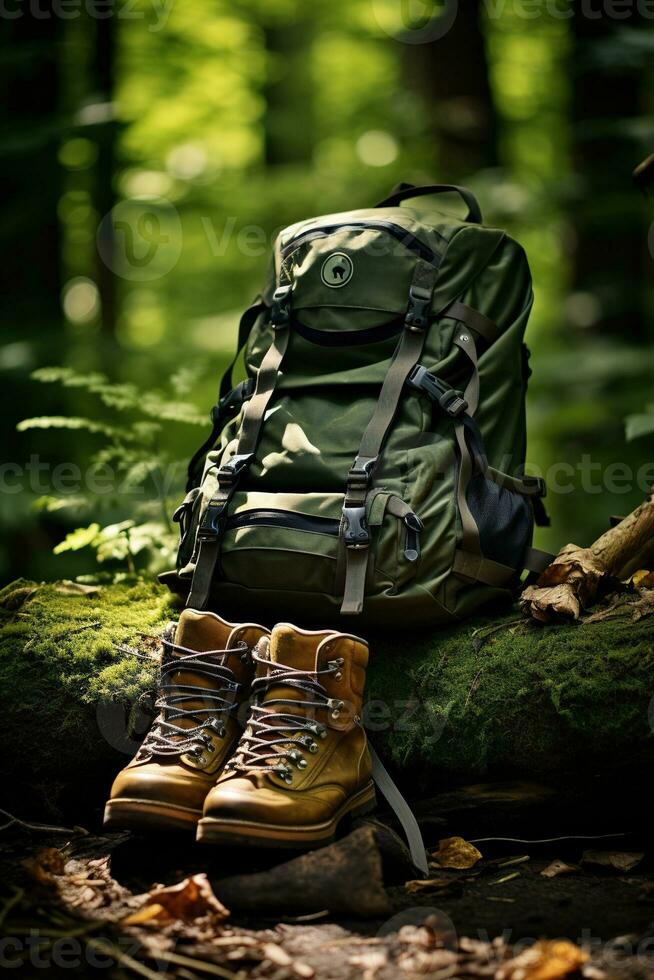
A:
[281,221,437,264]
[226,509,340,537]
[226,505,423,558]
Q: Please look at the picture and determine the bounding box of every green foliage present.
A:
[625,409,654,442]
[17,367,210,576]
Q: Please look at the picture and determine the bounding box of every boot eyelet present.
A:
[297,758,308,770]
[308,741,318,754]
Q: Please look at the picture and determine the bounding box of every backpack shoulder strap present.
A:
[340,260,439,616]
[185,297,266,492]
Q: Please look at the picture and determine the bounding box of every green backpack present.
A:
[163,183,551,629]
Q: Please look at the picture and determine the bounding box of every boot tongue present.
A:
[174,609,234,654]
[163,610,239,732]
[256,625,335,712]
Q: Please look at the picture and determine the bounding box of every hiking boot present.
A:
[104,609,268,833]
[196,623,376,848]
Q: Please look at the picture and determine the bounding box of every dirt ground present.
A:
[2,782,653,979]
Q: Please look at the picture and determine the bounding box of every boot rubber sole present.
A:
[196,782,377,849]
[103,798,201,833]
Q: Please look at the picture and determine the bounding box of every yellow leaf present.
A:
[498,940,588,980]
[431,837,482,870]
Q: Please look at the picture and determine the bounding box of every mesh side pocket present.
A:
[466,473,532,568]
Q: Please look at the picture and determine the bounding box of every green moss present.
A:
[369,610,654,784]
[0,578,652,815]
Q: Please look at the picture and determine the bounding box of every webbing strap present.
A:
[524,546,555,574]
[453,546,555,586]
[453,549,516,586]
[452,329,482,555]
[340,261,437,615]
[443,300,499,345]
[369,743,429,876]
[186,287,292,610]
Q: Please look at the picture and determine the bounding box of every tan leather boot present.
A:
[197,623,376,848]
[104,609,268,833]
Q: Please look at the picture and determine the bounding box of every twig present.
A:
[0,887,24,929]
[463,668,484,709]
[87,939,167,980]
[147,950,243,979]
[0,807,79,835]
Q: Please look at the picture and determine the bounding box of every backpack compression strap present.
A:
[185,298,266,492]
[186,284,292,610]
[340,260,439,615]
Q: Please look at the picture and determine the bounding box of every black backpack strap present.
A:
[340,261,438,616]
[185,298,266,492]
[375,183,482,224]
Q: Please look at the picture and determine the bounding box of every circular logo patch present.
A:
[321,252,353,288]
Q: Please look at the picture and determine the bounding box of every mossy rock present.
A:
[0,577,652,818]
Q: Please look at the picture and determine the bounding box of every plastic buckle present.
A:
[347,456,377,493]
[521,474,547,497]
[217,453,253,488]
[405,285,431,331]
[271,284,292,329]
[197,500,228,541]
[407,365,468,418]
[342,506,370,548]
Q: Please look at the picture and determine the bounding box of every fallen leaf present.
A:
[405,877,453,893]
[631,569,654,588]
[581,851,644,873]
[431,836,482,870]
[126,874,229,925]
[122,903,168,926]
[22,847,66,884]
[497,939,588,980]
[541,860,580,879]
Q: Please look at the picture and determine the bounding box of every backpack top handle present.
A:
[375,182,482,224]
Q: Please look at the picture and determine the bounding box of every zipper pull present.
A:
[404,513,423,562]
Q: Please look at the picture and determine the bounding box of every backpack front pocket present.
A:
[219,492,343,596]
[216,490,424,601]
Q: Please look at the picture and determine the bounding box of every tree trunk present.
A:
[569,13,648,339]
[402,0,498,178]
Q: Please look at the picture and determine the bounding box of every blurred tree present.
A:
[263,8,315,165]
[0,15,61,330]
[403,0,498,177]
[569,14,650,339]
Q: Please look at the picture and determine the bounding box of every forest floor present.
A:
[2,787,654,980]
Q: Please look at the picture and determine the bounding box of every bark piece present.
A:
[581,850,644,873]
[521,491,654,622]
[213,826,391,918]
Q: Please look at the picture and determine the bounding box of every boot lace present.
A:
[137,638,248,761]
[226,651,345,783]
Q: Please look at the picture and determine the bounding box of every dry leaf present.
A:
[122,903,168,926]
[631,569,654,588]
[581,850,644,873]
[497,939,588,980]
[431,836,482,869]
[541,860,579,879]
[22,847,66,884]
[349,950,387,980]
[405,877,453,893]
[127,874,229,925]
